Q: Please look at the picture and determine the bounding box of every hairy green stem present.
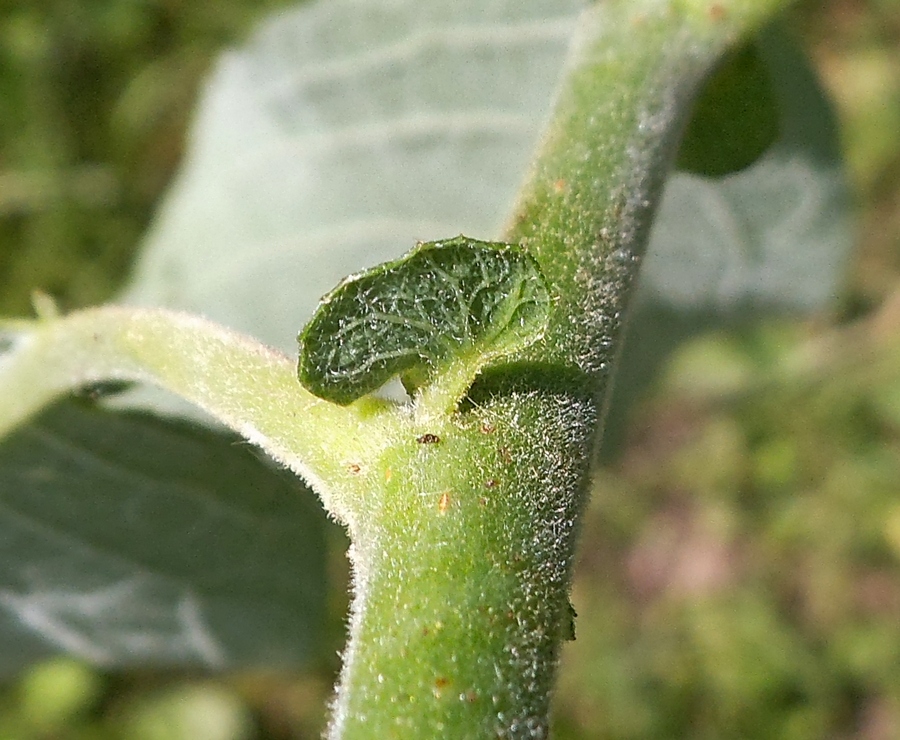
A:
[330,1,788,737]
[508,0,787,379]
[330,390,598,738]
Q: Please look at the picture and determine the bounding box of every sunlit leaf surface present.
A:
[298,236,550,404]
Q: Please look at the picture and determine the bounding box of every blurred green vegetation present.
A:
[0,0,295,315]
[557,312,900,739]
[1,0,899,738]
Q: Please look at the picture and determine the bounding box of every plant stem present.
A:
[330,0,788,737]
[330,390,598,739]
[0,306,390,523]
[507,0,787,379]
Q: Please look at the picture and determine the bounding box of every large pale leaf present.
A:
[122,0,586,352]
[0,401,328,678]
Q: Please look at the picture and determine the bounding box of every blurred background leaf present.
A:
[675,40,780,178]
[0,401,330,678]
[0,0,297,317]
[601,24,855,457]
[119,0,585,353]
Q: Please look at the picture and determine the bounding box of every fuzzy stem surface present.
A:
[0,306,390,523]
[330,1,787,737]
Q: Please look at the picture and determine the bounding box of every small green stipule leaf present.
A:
[297,235,551,407]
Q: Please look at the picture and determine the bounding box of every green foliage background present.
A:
[0,0,899,738]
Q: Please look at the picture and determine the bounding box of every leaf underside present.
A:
[297,236,551,405]
[0,401,329,677]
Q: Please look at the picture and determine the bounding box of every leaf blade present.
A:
[121,0,585,354]
[0,402,329,677]
[297,236,551,407]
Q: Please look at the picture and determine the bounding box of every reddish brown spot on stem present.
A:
[347,463,361,474]
[709,3,726,21]
[438,491,451,514]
